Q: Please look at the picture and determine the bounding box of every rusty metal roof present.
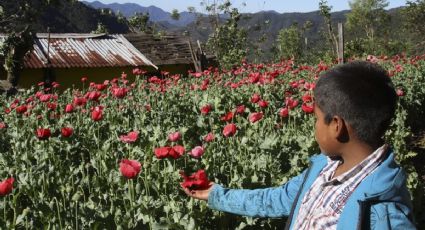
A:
[0,33,158,69]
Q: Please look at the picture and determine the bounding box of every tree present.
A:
[128,12,151,33]
[204,0,248,69]
[319,0,339,58]
[171,9,180,21]
[275,24,302,61]
[345,0,390,54]
[403,0,425,53]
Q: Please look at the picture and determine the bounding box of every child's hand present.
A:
[180,182,214,201]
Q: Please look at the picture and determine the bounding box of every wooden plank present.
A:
[338,23,344,64]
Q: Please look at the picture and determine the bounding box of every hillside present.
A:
[0,0,129,33]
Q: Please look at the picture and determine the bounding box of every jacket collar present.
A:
[311,148,406,201]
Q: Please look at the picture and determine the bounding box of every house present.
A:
[0,33,158,89]
[124,33,216,74]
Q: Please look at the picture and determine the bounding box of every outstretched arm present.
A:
[182,169,308,218]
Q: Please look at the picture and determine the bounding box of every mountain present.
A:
[0,0,129,33]
[83,1,197,27]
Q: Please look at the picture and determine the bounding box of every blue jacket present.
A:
[208,150,416,229]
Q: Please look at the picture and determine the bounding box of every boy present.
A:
[181,61,416,229]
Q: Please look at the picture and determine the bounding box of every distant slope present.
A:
[83,1,196,27]
[0,0,129,33]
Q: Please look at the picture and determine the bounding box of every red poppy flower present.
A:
[65,104,74,113]
[285,97,299,109]
[36,128,51,140]
[112,87,128,98]
[223,123,237,137]
[0,178,14,196]
[154,147,171,159]
[180,170,211,190]
[81,77,88,83]
[204,132,215,142]
[200,104,212,115]
[120,131,139,143]
[169,145,185,159]
[86,91,102,101]
[96,84,107,91]
[302,103,314,114]
[16,105,28,114]
[91,106,103,121]
[251,93,261,103]
[39,94,52,102]
[279,108,289,118]
[73,97,87,106]
[235,105,246,114]
[61,127,73,138]
[302,94,313,103]
[258,100,269,108]
[168,131,181,142]
[249,112,264,123]
[220,111,234,122]
[119,159,141,179]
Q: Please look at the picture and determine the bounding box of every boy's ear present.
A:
[331,116,349,143]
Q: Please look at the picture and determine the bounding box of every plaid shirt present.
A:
[292,144,388,230]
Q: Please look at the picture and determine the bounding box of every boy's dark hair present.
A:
[314,61,397,146]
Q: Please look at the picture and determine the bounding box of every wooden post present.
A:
[338,23,344,64]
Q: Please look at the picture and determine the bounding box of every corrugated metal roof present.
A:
[1,33,157,69]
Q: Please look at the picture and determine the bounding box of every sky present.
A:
[84,0,407,13]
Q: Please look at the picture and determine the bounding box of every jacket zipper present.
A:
[283,164,313,230]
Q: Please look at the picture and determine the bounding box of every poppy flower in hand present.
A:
[180,170,211,190]
[0,178,14,196]
[119,159,141,179]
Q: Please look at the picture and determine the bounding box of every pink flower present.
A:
[249,112,264,123]
[204,132,215,142]
[189,146,205,158]
[168,131,181,142]
[119,159,141,179]
[61,127,73,138]
[81,77,88,83]
[223,123,237,137]
[120,131,139,143]
[396,89,405,97]
[0,178,14,196]
[0,122,7,129]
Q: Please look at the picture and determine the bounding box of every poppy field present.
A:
[0,56,425,229]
